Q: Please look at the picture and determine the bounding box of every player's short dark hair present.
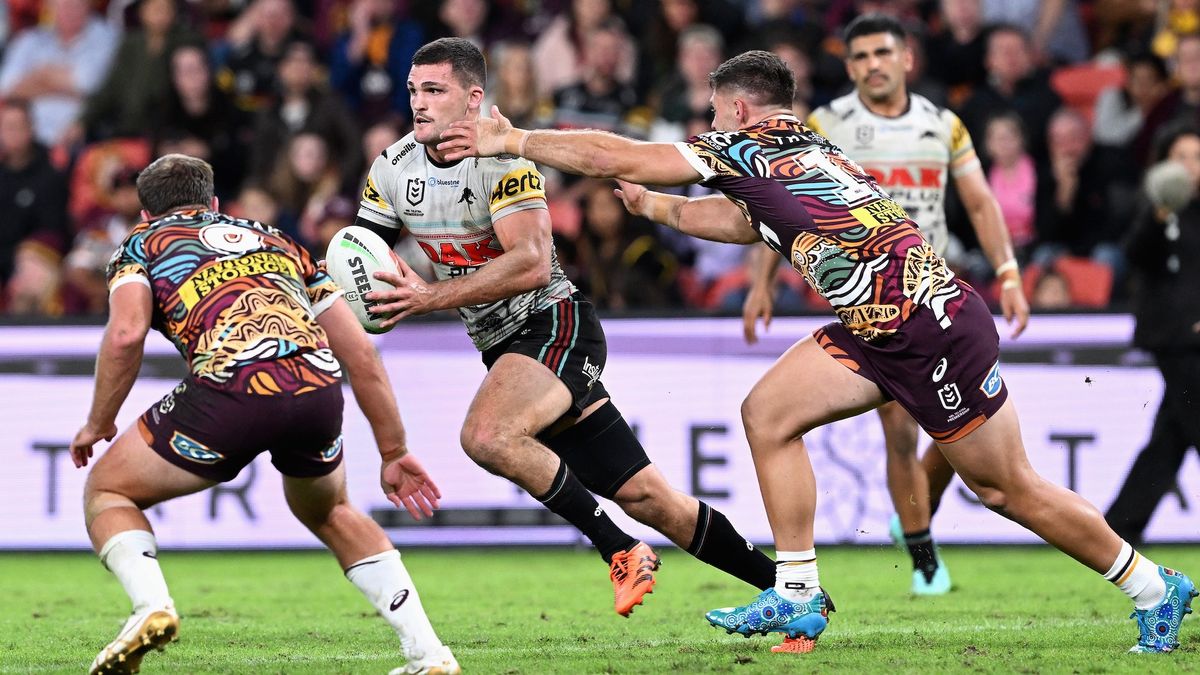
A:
[709,50,795,108]
[842,13,907,48]
[412,37,486,89]
[137,154,214,216]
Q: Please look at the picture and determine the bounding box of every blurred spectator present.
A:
[1136,35,1200,166]
[248,39,362,193]
[577,180,678,310]
[1,0,9,49]
[482,40,540,130]
[984,112,1037,258]
[1151,0,1200,59]
[310,193,355,253]
[1029,266,1072,309]
[958,25,1062,163]
[1106,123,1200,544]
[656,24,724,124]
[228,182,279,224]
[1094,52,1171,233]
[266,131,340,249]
[67,138,151,234]
[62,166,142,313]
[981,0,1089,64]
[0,99,68,314]
[425,0,520,51]
[638,0,701,95]
[767,33,816,117]
[0,0,118,146]
[329,0,424,126]
[1094,53,1170,151]
[905,30,948,109]
[531,0,636,99]
[159,43,251,200]
[219,0,305,112]
[550,20,644,136]
[360,115,406,167]
[74,0,202,143]
[924,0,988,92]
[1034,108,1122,273]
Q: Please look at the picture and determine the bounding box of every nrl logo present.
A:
[406,177,425,206]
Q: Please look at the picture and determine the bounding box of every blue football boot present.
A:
[1129,567,1197,653]
[706,587,834,652]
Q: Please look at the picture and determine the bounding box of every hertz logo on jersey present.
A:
[488,168,545,212]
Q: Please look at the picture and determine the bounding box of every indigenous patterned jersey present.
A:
[806,93,980,256]
[106,210,344,394]
[675,114,968,342]
[356,132,575,351]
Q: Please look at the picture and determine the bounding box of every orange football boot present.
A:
[609,541,660,617]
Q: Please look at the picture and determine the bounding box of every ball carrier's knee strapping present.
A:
[540,400,650,499]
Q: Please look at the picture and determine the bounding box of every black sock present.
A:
[904,528,939,583]
[537,460,636,563]
[687,501,776,590]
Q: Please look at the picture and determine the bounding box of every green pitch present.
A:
[3,545,1199,673]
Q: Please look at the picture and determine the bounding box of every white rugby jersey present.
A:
[806,92,980,256]
[356,133,575,351]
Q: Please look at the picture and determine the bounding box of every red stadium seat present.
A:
[1054,255,1113,308]
[1051,63,1126,125]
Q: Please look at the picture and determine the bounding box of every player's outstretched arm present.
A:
[71,282,152,468]
[614,179,759,244]
[438,106,704,187]
[742,243,783,345]
[318,298,441,519]
[955,168,1030,338]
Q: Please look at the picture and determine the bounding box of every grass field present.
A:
[3,545,1200,674]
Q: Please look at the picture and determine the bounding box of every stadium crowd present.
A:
[0,0,1189,316]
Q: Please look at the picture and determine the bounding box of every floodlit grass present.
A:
[3,545,1199,673]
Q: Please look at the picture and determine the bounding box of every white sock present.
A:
[1104,540,1165,610]
[346,549,443,663]
[775,549,819,602]
[98,529,173,613]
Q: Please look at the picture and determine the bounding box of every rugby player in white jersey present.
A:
[355,38,777,617]
[742,14,1031,595]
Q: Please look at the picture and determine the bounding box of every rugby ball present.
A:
[325,225,399,334]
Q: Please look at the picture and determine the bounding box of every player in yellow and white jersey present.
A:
[743,15,1031,596]
[357,38,778,618]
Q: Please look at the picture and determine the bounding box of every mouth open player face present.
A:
[408,62,484,152]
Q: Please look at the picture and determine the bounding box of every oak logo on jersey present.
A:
[363,175,388,209]
[489,167,544,210]
[849,198,910,228]
[406,177,425,206]
[418,234,504,266]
